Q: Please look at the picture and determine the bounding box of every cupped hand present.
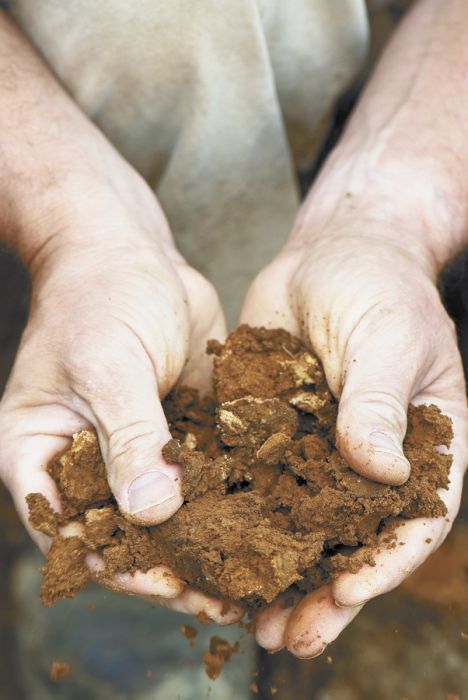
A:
[241,222,468,656]
[0,181,242,625]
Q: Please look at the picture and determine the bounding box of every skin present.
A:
[0,0,467,655]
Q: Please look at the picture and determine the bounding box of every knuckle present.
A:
[180,265,221,311]
[63,332,125,396]
[196,275,220,308]
[107,420,158,465]
[339,389,408,431]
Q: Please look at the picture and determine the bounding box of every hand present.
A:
[241,219,468,656]
[0,176,242,625]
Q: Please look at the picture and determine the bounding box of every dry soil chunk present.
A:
[26,493,58,537]
[217,397,298,447]
[49,431,111,511]
[40,536,90,607]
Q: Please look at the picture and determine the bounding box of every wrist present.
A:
[4,160,176,279]
[291,144,466,280]
[27,222,184,334]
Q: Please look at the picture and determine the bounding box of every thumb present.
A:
[102,403,183,526]
[73,359,184,526]
[335,334,416,486]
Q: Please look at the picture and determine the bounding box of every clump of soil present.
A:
[27,326,452,611]
[203,635,240,680]
[50,661,70,681]
[180,624,198,646]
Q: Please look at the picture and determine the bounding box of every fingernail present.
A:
[305,644,328,659]
[127,470,176,514]
[290,643,327,660]
[334,597,369,609]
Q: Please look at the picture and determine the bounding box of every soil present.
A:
[27,325,453,612]
[180,624,198,647]
[50,661,71,681]
[203,635,240,680]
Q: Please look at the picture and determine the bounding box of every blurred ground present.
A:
[0,250,30,699]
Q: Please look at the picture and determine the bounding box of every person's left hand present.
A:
[240,212,468,658]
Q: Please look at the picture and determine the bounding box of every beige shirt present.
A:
[8,0,369,322]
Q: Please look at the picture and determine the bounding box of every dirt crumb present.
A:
[50,661,70,681]
[180,624,198,644]
[40,537,90,607]
[48,431,111,513]
[26,493,58,537]
[27,325,453,612]
[196,611,213,626]
[203,635,240,680]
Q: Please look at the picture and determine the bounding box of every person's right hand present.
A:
[0,171,243,625]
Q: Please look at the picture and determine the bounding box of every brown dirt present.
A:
[180,624,198,645]
[203,635,240,680]
[50,660,71,681]
[27,325,452,612]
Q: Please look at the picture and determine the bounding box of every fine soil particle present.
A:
[50,661,70,681]
[180,624,198,643]
[27,326,453,611]
[196,611,213,626]
[203,636,240,680]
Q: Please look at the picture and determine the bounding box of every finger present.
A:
[86,552,185,599]
[333,308,435,485]
[284,585,363,659]
[333,413,466,607]
[0,429,73,552]
[255,591,302,651]
[143,587,245,626]
[66,333,186,526]
[333,517,448,608]
[239,257,301,334]
[177,266,227,393]
[87,540,243,624]
[334,395,467,610]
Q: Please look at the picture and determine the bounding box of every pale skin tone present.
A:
[0,0,467,656]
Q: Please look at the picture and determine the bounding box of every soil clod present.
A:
[27,326,452,611]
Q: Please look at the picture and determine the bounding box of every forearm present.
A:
[0,12,171,272]
[295,0,468,276]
